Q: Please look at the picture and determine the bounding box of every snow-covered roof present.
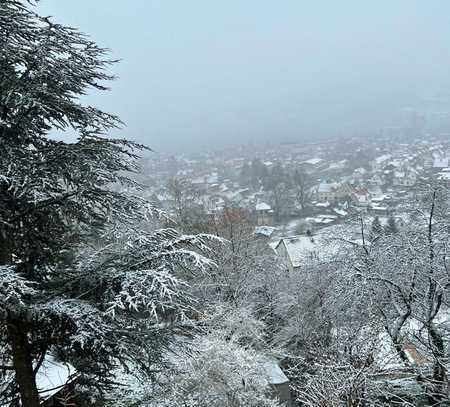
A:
[317,182,338,193]
[277,234,341,268]
[191,177,205,184]
[371,205,388,211]
[373,309,450,370]
[313,217,334,224]
[328,161,347,170]
[316,214,338,220]
[303,157,323,165]
[315,201,330,208]
[333,208,348,217]
[264,359,289,385]
[254,226,276,237]
[37,356,76,402]
[375,154,392,164]
[255,202,271,211]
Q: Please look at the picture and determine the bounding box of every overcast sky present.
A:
[38,1,450,152]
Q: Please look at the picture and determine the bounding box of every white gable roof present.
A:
[278,234,342,268]
[264,359,289,385]
[256,202,271,211]
[303,157,323,165]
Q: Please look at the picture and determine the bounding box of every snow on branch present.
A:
[0,266,36,311]
[36,299,112,350]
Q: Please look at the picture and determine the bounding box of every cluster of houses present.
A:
[143,138,450,236]
[302,141,450,225]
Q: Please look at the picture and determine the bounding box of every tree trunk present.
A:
[427,323,449,403]
[7,323,40,407]
[0,229,12,265]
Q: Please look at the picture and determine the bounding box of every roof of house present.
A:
[316,182,340,194]
[303,157,323,165]
[371,205,388,211]
[375,154,392,164]
[255,202,271,211]
[333,208,348,217]
[373,310,450,370]
[315,201,330,208]
[276,234,341,268]
[37,356,76,401]
[254,226,276,237]
[264,359,289,385]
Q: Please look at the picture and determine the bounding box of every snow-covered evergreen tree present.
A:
[0,2,214,406]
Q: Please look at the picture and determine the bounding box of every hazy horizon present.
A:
[38,1,450,153]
